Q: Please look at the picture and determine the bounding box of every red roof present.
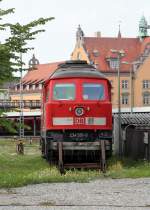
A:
[22,61,63,85]
[84,36,150,72]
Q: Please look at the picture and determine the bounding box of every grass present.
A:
[0,139,100,188]
[0,139,150,188]
[106,156,150,178]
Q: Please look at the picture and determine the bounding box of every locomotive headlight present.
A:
[75,107,84,116]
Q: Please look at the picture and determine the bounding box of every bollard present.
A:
[16,139,24,154]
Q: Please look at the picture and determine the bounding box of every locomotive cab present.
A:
[41,61,112,170]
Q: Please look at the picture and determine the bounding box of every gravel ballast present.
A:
[0,178,150,210]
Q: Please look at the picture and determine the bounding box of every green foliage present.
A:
[0,0,54,75]
[0,117,17,134]
[6,17,54,54]
[0,1,14,31]
[0,110,18,133]
[0,1,15,82]
[0,0,54,133]
[0,44,16,83]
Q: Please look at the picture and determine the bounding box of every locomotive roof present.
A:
[50,60,107,80]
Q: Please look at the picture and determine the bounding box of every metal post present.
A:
[130,64,133,113]
[117,55,122,157]
[111,49,125,157]
[19,52,24,138]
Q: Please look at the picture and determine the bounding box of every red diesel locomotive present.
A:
[41,60,112,172]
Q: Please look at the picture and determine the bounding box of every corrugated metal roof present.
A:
[114,113,150,126]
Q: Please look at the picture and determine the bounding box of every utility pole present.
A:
[117,52,122,157]
[111,49,124,157]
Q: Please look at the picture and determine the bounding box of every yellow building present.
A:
[71,17,150,110]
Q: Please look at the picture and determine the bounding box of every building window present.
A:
[109,59,119,69]
[143,92,150,105]
[122,80,128,89]
[122,94,129,105]
[143,80,150,89]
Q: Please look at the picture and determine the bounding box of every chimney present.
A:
[95,31,101,38]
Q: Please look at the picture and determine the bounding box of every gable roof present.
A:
[22,61,63,85]
[83,36,150,72]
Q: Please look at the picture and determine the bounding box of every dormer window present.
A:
[32,84,35,90]
[93,49,99,57]
[29,84,32,90]
[26,85,29,90]
[109,58,119,69]
[106,49,124,70]
[39,83,43,90]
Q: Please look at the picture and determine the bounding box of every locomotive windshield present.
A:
[83,83,104,100]
[53,83,75,100]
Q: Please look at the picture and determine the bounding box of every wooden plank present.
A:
[58,141,65,174]
[100,140,106,173]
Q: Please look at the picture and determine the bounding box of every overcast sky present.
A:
[1,0,150,66]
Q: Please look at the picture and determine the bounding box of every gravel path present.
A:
[0,178,150,210]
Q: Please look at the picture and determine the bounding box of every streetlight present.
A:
[122,61,142,113]
[111,49,125,157]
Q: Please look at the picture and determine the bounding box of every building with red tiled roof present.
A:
[71,17,150,109]
[10,59,63,108]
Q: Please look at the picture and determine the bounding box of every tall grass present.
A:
[106,156,150,178]
[0,139,150,188]
[0,139,100,188]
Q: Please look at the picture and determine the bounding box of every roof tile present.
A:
[84,36,150,72]
[22,61,63,85]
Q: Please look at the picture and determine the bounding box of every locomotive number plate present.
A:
[74,117,85,125]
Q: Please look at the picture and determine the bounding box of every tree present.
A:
[0,0,54,80]
[0,0,54,134]
[0,0,15,83]
[6,17,54,69]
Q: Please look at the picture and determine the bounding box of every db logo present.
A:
[74,117,85,125]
